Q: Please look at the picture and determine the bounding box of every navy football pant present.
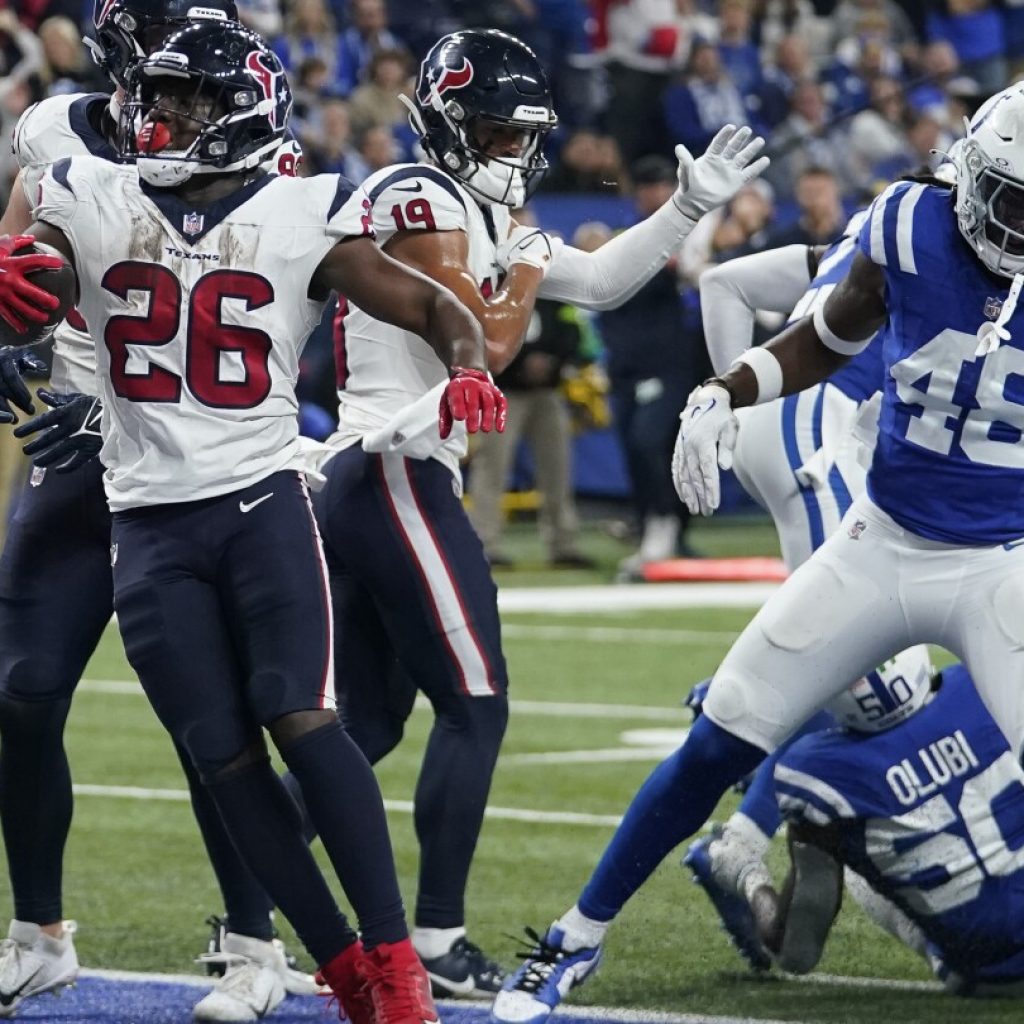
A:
[313,448,509,929]
[0,463,267,935]
[113,471,405,961]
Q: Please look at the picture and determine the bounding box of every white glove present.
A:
[497,225,563,276]
[672,125,770,222]
[671,383,739,516]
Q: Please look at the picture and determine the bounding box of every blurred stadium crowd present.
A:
[0,0,1011,566]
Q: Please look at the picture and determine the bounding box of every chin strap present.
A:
[976,271,1024,356]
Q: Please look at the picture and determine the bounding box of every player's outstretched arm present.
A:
[385,227,546,374]
[700,245,814,375]
[316,235,487,371]
[672,251,885,515]
[316,236,506,436]
[539,124,770,313]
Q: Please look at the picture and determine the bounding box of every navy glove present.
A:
[0,346,48,424]
[14,389,103,473]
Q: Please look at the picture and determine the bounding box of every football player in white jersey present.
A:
[0,3,320,1020]
[491,84,1024,1024]
[0,3,324,1020]
[305,27,768,997]
[0,21,507,1024]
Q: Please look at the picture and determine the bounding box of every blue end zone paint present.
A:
[13,976,789,1024]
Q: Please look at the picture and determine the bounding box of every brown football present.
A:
[1,240,78,347]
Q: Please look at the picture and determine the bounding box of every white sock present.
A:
[554,906,608,952]
[412,926,465,960]
[727,813,772,858]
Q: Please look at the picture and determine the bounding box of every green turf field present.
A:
[0,518,1019,1024]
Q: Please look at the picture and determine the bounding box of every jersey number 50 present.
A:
[102,261,273,409]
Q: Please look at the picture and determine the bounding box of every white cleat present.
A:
[0,919,79,1018]
[271,939,326,997]
[193,933,287,1021]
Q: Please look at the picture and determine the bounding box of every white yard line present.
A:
[71,783,625,827]
[500,623,739,644]
[78,679,688,722]
[498,583,777,614]
[501,747,679,766]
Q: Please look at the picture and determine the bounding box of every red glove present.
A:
[0,234,63,335]
[439,367,508,439]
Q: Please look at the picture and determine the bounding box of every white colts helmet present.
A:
[828,645,934,734]
[956,83,1024,278]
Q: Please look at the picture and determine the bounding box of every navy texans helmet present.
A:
[90,0,238,87]
[120,21,291,187]
[405,28,558,207]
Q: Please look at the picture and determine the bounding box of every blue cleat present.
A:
[683,829,772,972]
[489,926,601,1024]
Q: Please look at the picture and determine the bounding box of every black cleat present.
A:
[420,937,506,997]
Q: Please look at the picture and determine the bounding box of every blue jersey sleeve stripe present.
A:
[775,763,856,817]
[895,184,926,275]
[367,166,467,211]
[327,175,359,221]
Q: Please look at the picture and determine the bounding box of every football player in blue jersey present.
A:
[747,659,1024,995]
[490,82,1024,1024]
[0,4,313,1019]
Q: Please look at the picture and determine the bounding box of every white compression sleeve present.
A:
[700,245,812,375]
[537,199,697,313]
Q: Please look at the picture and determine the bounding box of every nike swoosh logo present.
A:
[0,971,41,1006]
[394,182,424,192]
[1003,538,1024,550]
[239,492,274,514]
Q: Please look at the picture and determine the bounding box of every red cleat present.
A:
[317,940,376,1024]
[364,940,439,1024]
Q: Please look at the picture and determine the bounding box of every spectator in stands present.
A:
[750,0,830,65]
[763,79,845,201]
[302,97,368,179]
[906,40,960,125]
[291,54,331,136]
[598,0,698,164]
[821,34,900,118]
[273,0,354,96]
[926,0,1006,96]
[468,297,596,570]
[0,10,43,107]
[237,0,284,38]
[663,41,756,156]
[355,124,399,175]
[337,0,405,94]
[763,165,846,247]
[599,156,699,578]
[38,16,107,95]
[829,0,917,53]
[871,111,949,182]
[758,33,813,127]
[716,0,761,95]
[348,47,413,138]
[542,129,627,194]
[846,74,909,191]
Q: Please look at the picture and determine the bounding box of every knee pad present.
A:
[434,691,509,750]
[0,690,72,745]
[184,716,263,783]
[0,655,78,703]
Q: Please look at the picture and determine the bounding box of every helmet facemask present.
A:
[957,139,1024,278]
[121,47,285,187]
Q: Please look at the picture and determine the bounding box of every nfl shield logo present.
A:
[183,211,205,236]
[984,296,1003,320]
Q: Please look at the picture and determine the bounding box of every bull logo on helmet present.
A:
[245,50,281,127]
[419,56,474,104]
